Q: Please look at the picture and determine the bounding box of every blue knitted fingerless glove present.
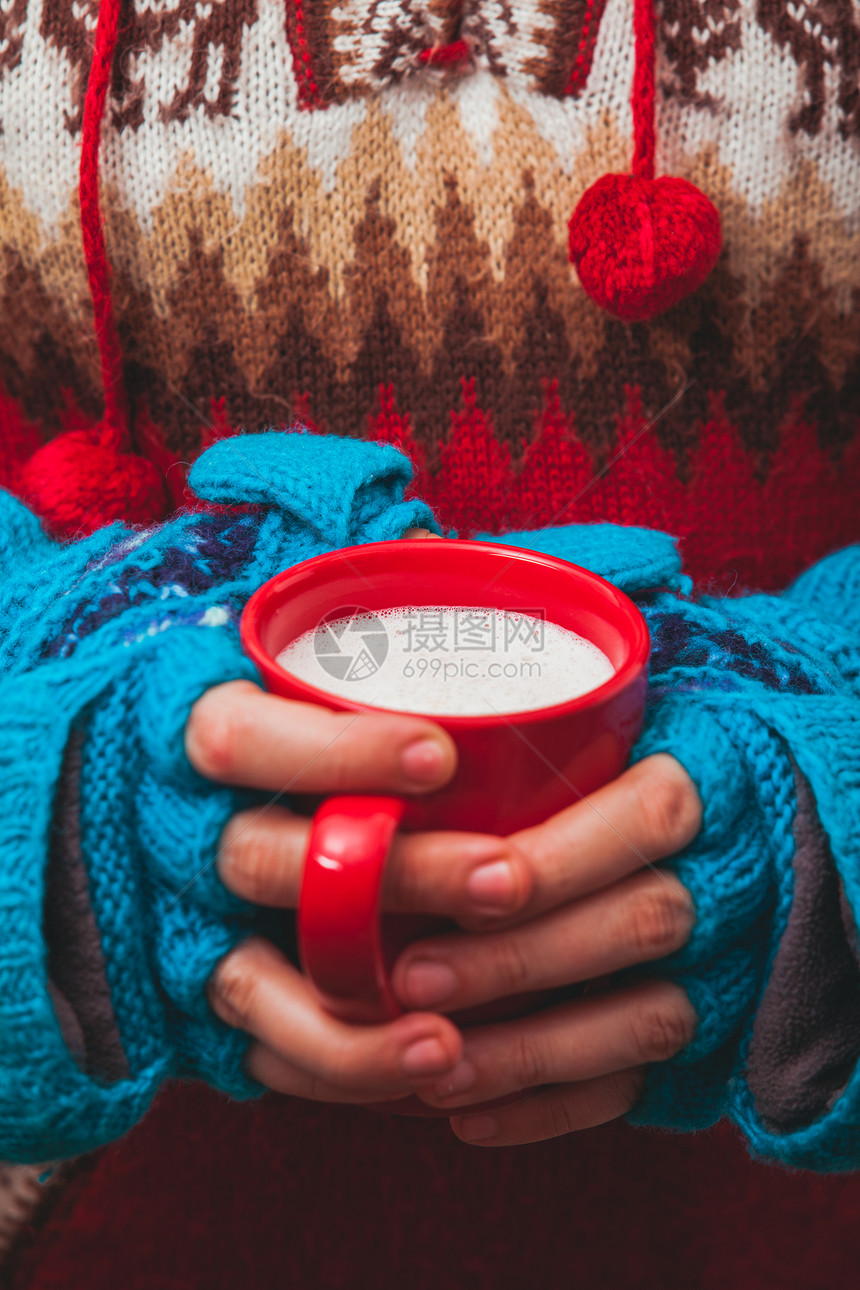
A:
[0,430,437,1162]
[4,427,859,1171]
[487,526,860,1172]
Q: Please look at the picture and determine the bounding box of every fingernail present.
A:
[467,860,516,912]
[402,1036,452,1078]
[433,1059,476,1100]
[401,960,458,1007]
[401,738,446,784]
[455,1114,497,1142]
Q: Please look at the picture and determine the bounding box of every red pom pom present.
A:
[568,173,722,322]
[19,427,168,539]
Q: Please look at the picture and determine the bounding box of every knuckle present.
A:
[547,1096,577,1139]
[606,1068,647,1114]
[637,758,701,854]
[320,733,363,793]
[319,1039,363,1091]
[383,839,422,912]
[222,826,275,902]
[625,885,691,960]
[188,687,247,780]
[211,949,260,1027]
[303,1072,336,1101]
[511,1032,544,1090]
[631,997,691,1063]
[489,934,532,994]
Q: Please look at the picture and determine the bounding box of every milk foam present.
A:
[276,606,615,716]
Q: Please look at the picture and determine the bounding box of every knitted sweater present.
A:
[1,0,859,1272]
[2,427,860,1173]
[0,0,858,588]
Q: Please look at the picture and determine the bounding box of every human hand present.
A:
[188,521,511,1107]
[186,677,572,1105]
[189,518,699,1123]
[385,753,702,1144]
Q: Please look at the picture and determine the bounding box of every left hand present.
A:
[388,753,702,1145]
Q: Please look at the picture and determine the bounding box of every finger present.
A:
[209,937,462,1094]
[418,979,694,1111]
[186,680,457,794]
[246,1044,412,1104]
[403,528,443,540]
[506,755,702,922]
[392,868,694,1011]
[450,1070,646,1146]
[384,831,533,925]
[216,805,308,905]
[218,805,534,923]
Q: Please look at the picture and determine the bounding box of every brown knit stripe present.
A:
[3,94,856,335]
[2,231,857,478]
[6,84,857,324]
[1,138,858,460]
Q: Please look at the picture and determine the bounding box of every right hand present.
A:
[186,679,535,1105]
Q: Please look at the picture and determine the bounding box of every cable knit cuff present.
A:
[0,664,164,1162]
[0,624,269,1161]
[478,520,860,1165]
[628,685,860,1169]
[81,626,266,1100]
[628,696,797,1129]
[475,522,690,596]
[0,431,442,1161]
[188,431,439,550]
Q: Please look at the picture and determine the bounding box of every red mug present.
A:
[240,538,650,1031]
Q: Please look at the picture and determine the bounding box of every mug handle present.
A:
[298,796,540,1118]
[298,795,409,1024]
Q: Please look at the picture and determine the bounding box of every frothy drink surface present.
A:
[276,607,615,716]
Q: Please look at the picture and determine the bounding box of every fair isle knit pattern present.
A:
[1,429,860,1168]
[0,0,859,589]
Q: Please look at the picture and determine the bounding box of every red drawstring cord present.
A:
[568,0,721,321]
[631,0,656,181]
[79,0,128,449]
[22,0,716,539]
[18,0,168,536]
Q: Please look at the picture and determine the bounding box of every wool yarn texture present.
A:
[0,0,859,1262]
[14,0,171,538]
[1,429,860,1171]
[568,173,723,321]
[0,0,857,585]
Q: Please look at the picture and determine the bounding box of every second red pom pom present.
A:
[19,428,168,540]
